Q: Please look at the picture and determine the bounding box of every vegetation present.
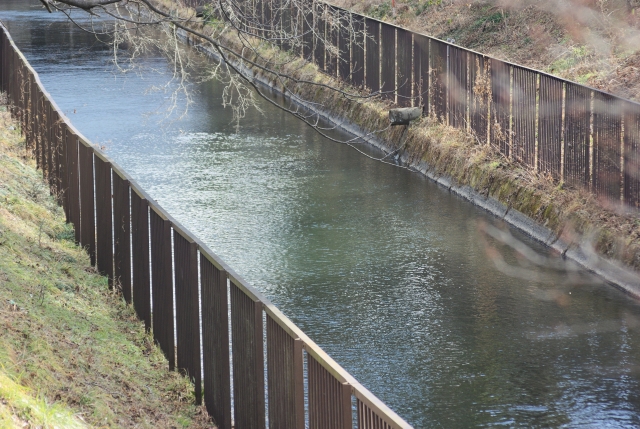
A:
[0,110,211,427]
[346,0,640,102]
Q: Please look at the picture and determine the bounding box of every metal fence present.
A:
[0,22,413,429]
[232,0,640,209]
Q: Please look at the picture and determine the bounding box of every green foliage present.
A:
[367,1,392,20]
[413,0,442,16]
[549,45,589,72]
[471,10,507,32]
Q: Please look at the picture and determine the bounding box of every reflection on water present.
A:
[3,2,640,427]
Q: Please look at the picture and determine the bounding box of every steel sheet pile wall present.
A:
[150,206,175,369]
[201,256,232,429]
[563,84,590,186]
[302,0,313,60]
[241,0,640,207]
[112,170,131,302]
[314,2,325,71]
[173,228,202,404]
[131,188,151,330]
[326,6,339,77]
[230,281,266,429]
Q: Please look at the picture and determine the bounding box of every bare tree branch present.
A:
[40,0,410,163]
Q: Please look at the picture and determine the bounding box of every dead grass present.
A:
[0,111,213,428]
[335,0,640,102]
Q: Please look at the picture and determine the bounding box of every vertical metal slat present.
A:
[380,22,395,103]
[201,256,232,429]
[78,142,96,266]
[365,18,380,94]
[174,230,202,404]
[131,189,151,330]
[94,155,114,286]
[563,82,589,185]
[113,171,131,302]
[150,207,175,370]
[511,65,537,166]
[231,281,266,429]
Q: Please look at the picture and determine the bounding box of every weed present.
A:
[413,0,442,16]
[367,1,392,19]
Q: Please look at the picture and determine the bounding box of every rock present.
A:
[388,107,422,125]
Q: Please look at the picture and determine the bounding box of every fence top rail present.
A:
[265,298,412,427]
[0,18,415,429]
[0,23,98,142]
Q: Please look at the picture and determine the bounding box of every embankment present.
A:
[0,112,210,428]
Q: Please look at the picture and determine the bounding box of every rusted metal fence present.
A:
[0,22,413,429]
[243,0,640,208]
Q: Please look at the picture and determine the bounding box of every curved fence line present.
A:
[207,0,640,209]
[0,21,412,429]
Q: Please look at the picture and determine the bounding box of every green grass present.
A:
[0,112,212,428]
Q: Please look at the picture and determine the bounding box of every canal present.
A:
[3,1,640,427]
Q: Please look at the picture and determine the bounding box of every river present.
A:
[3,1,640,427]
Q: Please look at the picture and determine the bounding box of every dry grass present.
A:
[336,0,640,101]
[0,111,213,428]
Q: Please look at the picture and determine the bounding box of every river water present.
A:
[3,2,640,427]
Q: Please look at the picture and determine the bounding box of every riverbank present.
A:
[339,0,640,103]
[156,4,640,296]
[0,111,211,427]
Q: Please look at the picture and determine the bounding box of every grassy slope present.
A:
[0,111,212,428]
[339,0,640,102]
